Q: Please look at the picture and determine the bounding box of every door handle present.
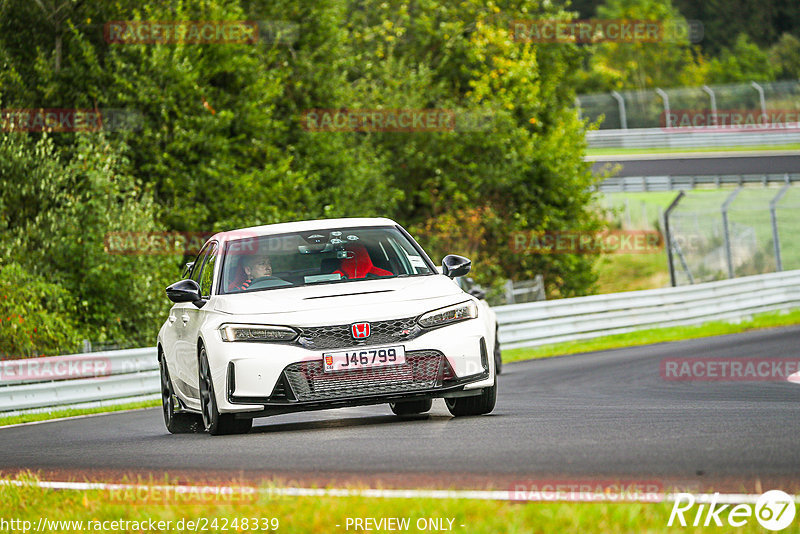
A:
[181,313,190,324]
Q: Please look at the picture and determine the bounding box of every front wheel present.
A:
[389,398,432,416]
[160,356,202,434]
[199,346,252,436]
[445,376,497,416]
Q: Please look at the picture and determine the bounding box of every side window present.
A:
[190,244,211,284]
[199,243,219,297]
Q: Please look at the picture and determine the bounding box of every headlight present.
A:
[417,301,478,328]
[219,324,298,342]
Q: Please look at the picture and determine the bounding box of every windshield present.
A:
[220,226,434,294]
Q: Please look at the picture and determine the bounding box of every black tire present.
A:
[389,398,433,416]
[445,376,497,416]
[159,355,202,434]
[198,346,252,436]
[494,325,502,375]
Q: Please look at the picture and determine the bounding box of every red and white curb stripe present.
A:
[1,479,798,504]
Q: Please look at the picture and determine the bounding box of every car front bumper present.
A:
[202,318,494,414]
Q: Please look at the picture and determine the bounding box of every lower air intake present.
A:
[282,350,453,402]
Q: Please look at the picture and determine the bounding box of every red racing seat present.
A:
[227,258,249,291]
[334,244,393,279]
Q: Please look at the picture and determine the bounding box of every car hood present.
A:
[212,275,468,324]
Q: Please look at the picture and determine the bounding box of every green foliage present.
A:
[705,33,776,84]
[576,0,798,92]
[769,33,800,80]
[583,0,699,92]
[0,132,178,350]
[0,263,83,358]
[0,0,607,355]
[674,0,800,56]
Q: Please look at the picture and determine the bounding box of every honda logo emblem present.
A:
[351,322,371,339]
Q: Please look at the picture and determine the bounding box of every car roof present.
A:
[209,217,401,243]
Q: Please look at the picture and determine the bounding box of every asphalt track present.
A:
[1,326,799,491]
[590,153,800,177]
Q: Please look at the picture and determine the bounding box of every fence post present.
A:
[504,279,515,305]
[702,85,717,125]
[655,88,670,133]
[750,81,767,118]
[575,97,582,122]
[721,187,742,279]
[770,184,790,272]
[624,197,631,227]
[611,91,627,129]
[664,190,685,287]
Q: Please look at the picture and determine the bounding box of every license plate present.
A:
[323,346,406,372]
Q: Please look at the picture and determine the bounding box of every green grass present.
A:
[0,399,159,427]
[596,188,800,290]
[504,308,800,362]
[1,472,791,533]
[586,143,800,156]
[593,253,670,293]
[595,191,686,292]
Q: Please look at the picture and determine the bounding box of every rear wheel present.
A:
[445,376,497,416]
[198,346,252,436]
[160,355,202,434]
[389,398,432,416]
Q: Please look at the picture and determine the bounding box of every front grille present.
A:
[282,350,453,402]
[297,317,422,350]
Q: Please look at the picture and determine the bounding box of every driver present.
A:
[234,255,272,291]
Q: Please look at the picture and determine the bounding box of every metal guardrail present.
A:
[3,270,800,412]
[597,173,800,193]
[495,269,800,349]
[0,348,158,413]
[503,275,545,304]
[586,127,800,149]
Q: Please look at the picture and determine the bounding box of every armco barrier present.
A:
[2,270,800,412]
[586,127,800,149]
[596,173,800,193]
[496,270,800,349]
[0,348,158,413]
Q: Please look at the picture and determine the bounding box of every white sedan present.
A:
[158,218,498,435]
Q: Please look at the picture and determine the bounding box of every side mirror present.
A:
[166,279,202,304]
[441,254,472,279]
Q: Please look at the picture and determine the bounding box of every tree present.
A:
[770,33,800,80]
[706,33,776,83]
[588,0,700,91]
[338,0,604,296]
[0,132,178,348]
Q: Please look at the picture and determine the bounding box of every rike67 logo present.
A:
[668,490,796,530]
